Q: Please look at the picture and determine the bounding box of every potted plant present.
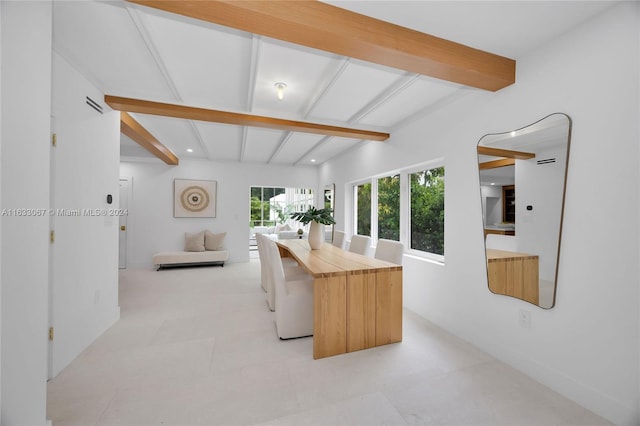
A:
[290,206,336,249]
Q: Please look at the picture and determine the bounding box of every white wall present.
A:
[120,159,318,267]
[0,2,52,424]
[320,3,639,424]
[480,184,502,225]
[517,145,567,281]
[49,52,121,377]
[1,3,4,418]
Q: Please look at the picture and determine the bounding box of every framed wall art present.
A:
[174,179,217,218]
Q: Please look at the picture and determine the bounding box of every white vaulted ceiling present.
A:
[52,1,617,166]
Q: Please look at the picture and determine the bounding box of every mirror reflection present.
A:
[478,113,571,309]
[324,183,335,242]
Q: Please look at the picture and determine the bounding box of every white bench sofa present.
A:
[154,230,229,270]
[153,250,229,270]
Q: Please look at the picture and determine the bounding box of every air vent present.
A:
[86,96,103,114]
[537,158,556,165]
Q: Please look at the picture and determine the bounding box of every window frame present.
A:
[405,161,445,263]
[376,173,401,242]
[250,186,314,228]
[349,158,445,263]
[352,180,372,237]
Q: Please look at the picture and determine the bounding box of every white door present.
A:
[48,117,57,379]
[118,178,131,269]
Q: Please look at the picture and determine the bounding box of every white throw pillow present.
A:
[205,231,226,251]
[184,231,205,252]
[276,223,292,232]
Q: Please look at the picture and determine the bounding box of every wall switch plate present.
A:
[518,309,531,328]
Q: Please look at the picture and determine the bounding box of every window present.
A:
[250,186,313,227]
[409,166,444,256]
[354,182,371,236]
[377,174,400,241]
[250,187,283,227]
[350,162,444,261]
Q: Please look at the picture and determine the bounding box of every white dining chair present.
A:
[374,239,404,265]
[257,233,306,311]
[264,238,314,339]
[255,232,269,292]
[348,234,371,256]
[332,230,346,249]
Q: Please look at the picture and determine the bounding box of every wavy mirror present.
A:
[478,113,571,309]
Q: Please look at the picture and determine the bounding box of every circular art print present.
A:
[174,179,217,218]
[181,185,209,212]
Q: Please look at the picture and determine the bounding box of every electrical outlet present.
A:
[518,309,531,328]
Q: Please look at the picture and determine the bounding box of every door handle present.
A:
[120,225,126,231]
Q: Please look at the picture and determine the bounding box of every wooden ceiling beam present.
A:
[127,0,515,92]
[120,111,179,165]
[479,158,515,170]
[106,95,389,141]
[478,146,535,160]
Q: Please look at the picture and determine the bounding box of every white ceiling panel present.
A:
[120,134,157,159]
[302,138,362,165]
[129,114,202,158]
[53,1,170,101]
[135,7,254,110]
[243,128,287,163]
[358,77,462,128]
[252,38,343,118]
[196,122,244,162]
[271,133,326,165]
[308,61,405,123]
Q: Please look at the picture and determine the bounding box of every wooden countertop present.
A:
[276,239,401,277]
[486,248,538,261]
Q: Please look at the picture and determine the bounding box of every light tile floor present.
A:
[47,260,611,426]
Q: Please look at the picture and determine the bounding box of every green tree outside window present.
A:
[410,167,444,255]
[356,183,371,236]
[378,175,400,241]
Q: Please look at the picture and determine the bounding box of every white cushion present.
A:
[275,223,292,233]
[204,231,226,251]
[184,231,205,252]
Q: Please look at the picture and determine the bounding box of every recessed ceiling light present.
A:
[310,158,316,163]
[186,148,193,153]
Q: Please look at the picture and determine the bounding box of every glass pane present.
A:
[355,183,371,236]
[250,186,310,228]
[378,175,400,241]
[410,167,445,255]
